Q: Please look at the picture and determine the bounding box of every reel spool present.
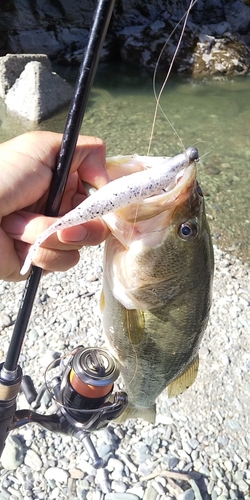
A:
[61,346,120,422]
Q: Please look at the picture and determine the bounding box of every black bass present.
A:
[101,150,214,423]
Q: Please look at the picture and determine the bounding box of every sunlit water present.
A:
[0,63,249,261]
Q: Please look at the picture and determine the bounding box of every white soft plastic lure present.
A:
[20,146,199,275]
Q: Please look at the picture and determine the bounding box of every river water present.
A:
[0,63,249,261]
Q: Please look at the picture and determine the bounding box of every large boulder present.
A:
[0,0,250,76]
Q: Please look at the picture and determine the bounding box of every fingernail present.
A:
[61,226,88,243]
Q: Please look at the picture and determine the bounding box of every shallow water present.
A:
[0,63,249,261]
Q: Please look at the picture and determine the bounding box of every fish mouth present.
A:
[114,161,197,223]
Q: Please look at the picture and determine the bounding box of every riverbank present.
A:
[0,244,249,499]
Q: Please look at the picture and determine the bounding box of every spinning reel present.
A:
[0,346,127,468]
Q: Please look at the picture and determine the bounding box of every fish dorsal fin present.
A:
[168,356,199,398]
[115,404,156,424]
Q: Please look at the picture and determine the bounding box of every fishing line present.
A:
[128,2,197,249]
[147,0,198,156]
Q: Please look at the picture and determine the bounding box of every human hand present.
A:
[0,131,110,281]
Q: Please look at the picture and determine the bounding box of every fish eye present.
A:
[197,184,203,197]
[178,221,198,240]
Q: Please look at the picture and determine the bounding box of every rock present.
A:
[5,61,73,122]
[192,33,250,76]
[177,489,195,500]
[24,448,43,471]
[44,466,69,483]
[0,1,250,75]
[0,53,51,98]
[143,486,158,500]
[1,435,24,470]
[69,467,84,479]
[0,311,12,329]
[105,494,140,500]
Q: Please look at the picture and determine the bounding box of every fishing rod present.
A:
[0,0,127,468]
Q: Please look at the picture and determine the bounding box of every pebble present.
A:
[78,458,97,476]
[105,495,140,500]
[69,467,84,479]
[111,481,127,493]
[142,486,158,500]
[0,241,249,500]
[0,312,12,328]
[1,436,24,470]
[224,460,233,472]
[44,467,69,483]
[24,449,42,471]
[177,489,195,500]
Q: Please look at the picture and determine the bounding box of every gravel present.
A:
[0,244,249,500]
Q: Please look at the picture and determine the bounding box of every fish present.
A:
[100,149,214,423]
[20,147,198,275]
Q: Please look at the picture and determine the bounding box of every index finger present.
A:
[0,132,108,217]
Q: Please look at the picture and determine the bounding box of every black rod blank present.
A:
[3,0,116,374]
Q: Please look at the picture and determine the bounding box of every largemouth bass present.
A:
[101,151,214,423]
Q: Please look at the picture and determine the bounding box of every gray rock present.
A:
[105,494,140,500]
[177,489,195,500]
[5,61,73,122]
[0,312,12,329]
[1,435,24,470]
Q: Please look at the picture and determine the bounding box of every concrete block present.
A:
[5,61,73,122]
[0,53,51,98]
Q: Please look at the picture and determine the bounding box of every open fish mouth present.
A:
[105,158,197,224]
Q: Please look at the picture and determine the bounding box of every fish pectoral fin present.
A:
[100,289,105,312]
[167,356,199,398]
[114,404,156,424]
[123,309,145,345]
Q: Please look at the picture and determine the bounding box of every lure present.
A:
[20,146,198,275]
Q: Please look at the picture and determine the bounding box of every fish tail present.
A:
[114,404,156,424]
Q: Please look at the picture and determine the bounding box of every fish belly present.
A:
[101,233,212,422]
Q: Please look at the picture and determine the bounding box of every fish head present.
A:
[104,154,213,311]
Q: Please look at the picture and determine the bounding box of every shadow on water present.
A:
[0,62,249,261]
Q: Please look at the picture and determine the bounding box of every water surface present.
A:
[0,63,249,260]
